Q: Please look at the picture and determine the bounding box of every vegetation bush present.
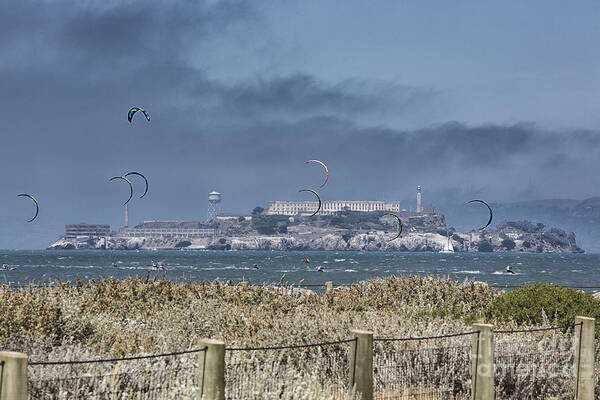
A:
[4,278,587,399]
[175,240,191,248]
[252,206,264,215]
[501,238,515,250]
[327,211,386,230]
[477,239,493,252]
[484,283,600,327]
[542,229,569,247]
[499,221,545,233]
[252,215,289,235]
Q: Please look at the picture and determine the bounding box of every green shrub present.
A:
[251,206,264,215]
[477,239,493,252]
[484,283,600,327]
[175,240,191,248]
[501,238,515,250]
[252,215,289,235]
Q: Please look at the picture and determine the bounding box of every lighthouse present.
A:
[416,186,422,213]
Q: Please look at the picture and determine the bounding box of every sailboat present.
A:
[439,230,454,253]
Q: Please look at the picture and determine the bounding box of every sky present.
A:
[2,0,600,248]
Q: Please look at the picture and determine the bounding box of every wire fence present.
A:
[494,324,577,400]
[224,339,354,399]
[27,348,207,400]
[16,322,593,399]
[372,332,475,400]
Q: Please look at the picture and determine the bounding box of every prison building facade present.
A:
[266,200,400,216]
[65,223,111,239]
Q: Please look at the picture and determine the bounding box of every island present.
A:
[48,211,583,253]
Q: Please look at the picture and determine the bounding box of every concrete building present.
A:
[65,223,110,239]
[117,227,216,239]
[266,200,400,216]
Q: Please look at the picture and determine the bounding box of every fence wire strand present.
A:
[225,339,352,399]
[494,326,576,399]
[27,349,205,400]
[373,333,475,400]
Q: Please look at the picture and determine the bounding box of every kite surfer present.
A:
[253,263,259,270]
[506,265,515,274]
[317,266,325,272]
[302,258,310,264]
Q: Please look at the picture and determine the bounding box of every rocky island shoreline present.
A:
[48,211,584,253]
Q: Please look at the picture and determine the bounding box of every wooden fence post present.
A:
[574,316,595,400]
[198,339,225,400]
[325,281,333,292]
[0,351,28,400]
[349,329,373,400]
[472,323,494,400]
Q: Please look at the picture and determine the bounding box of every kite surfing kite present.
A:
[17,194,39,222]
[110,176,134,205]
[383,213,402,240]
[298,189,321,217]
[127,107,150,123]
[305,160,328,188]
[124,171,148,198]
[467,199,493,230]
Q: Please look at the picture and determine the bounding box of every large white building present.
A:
[266,200,400,216]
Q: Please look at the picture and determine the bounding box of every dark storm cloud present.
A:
[214,74,435,120]
[0,0,256,65]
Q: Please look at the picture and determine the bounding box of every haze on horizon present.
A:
[1,0,600,249]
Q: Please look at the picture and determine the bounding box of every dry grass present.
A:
[0,276,589,399]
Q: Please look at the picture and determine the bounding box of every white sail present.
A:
[440,232,454,253]
[444,237,454,252]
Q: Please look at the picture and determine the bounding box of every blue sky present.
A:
[1,0,600,248]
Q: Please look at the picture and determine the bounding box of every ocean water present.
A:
[0,250,599,291]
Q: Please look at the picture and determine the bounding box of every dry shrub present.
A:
[0,276,588,399]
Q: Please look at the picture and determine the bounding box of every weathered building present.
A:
[65,223,110,238]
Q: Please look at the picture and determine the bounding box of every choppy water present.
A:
[1,250,599,291]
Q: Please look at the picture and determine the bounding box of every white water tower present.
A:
[207,191,222,221]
